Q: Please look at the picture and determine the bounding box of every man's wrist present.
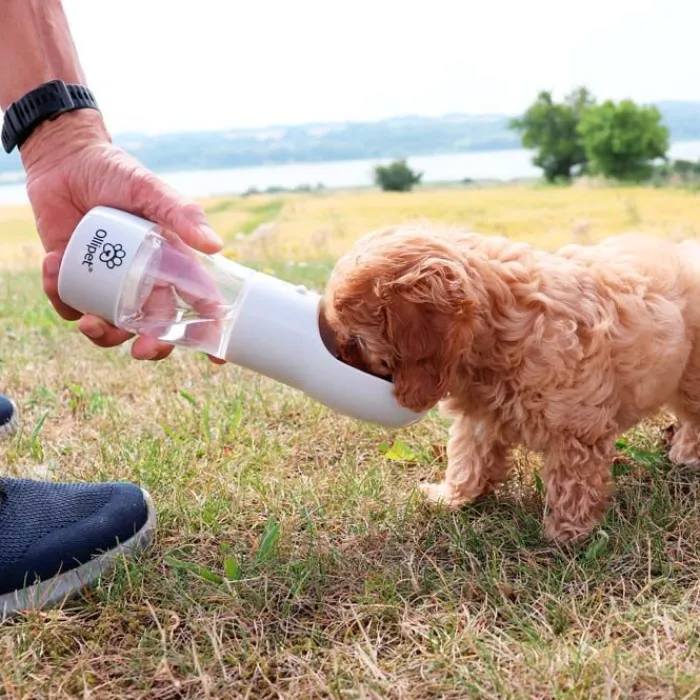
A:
[20,109,111,173]
[2,80,101,154]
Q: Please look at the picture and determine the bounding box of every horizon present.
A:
[62,0,700,137]
[110,98,700,139]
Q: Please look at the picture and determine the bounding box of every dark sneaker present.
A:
[0,394,18,439]
[0,478,156,619]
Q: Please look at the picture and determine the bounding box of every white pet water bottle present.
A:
[56,206,426,429]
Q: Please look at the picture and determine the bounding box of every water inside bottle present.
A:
[116,238,249,359]
[122,290,240,359]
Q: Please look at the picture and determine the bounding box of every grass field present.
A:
[3,185,700,698]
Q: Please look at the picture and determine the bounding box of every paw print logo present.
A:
[99,242,126,269]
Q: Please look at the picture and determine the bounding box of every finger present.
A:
[152,243,226,349]
[42,252,82,321]
[81,315,172,360]
[131,335,175,361]
[78,315,135,347]
[131,173,223,254]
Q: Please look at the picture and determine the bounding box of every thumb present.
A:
[129,171,223,254]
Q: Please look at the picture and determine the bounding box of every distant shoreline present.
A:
[1,140,699,207]
[2,139,699,185]
[0,143,525,184]
[3,101,700,180]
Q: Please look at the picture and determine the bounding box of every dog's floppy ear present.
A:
[381,254,475,413]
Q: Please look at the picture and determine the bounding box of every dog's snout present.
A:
[336,336,393,382]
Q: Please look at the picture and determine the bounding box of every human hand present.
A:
[20,110,225,362]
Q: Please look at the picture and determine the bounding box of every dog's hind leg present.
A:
[419,415,511,509]
[668,352,700,468]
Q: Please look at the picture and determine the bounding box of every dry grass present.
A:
[2,184,700,698]
[206,184,700,261]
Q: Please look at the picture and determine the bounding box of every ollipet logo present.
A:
[81,228,126,271]
[99,242,126,269]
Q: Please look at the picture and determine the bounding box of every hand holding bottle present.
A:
[20,111,225,363]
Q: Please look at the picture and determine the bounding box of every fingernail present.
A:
[200,224,223,248]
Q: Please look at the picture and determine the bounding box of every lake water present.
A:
[2,140,700,207]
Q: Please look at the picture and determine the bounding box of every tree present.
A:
[510,87,595,182]
[374,159,422,192]
[577,100,670,182]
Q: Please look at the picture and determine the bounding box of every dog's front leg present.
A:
[419,414,510,509]
[541,437,615,542]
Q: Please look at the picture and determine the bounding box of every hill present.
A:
[1,100,699,177]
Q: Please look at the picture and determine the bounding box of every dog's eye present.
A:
[378,359,390,371]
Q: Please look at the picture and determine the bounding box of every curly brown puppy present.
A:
[321,223,700,542]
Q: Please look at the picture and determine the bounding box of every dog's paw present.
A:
[543,516,596,544]
[667,424,700,468]
[668,444,700,469]
[418,482,465,509]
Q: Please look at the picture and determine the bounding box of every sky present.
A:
[63,0,700,136]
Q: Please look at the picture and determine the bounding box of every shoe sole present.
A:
[0,398,19,439]
[0,488,157,620]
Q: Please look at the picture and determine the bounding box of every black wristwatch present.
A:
[1,79,99,154]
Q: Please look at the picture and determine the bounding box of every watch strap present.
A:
[1,80,99,154]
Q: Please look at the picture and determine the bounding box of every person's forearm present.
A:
[0,0,110,170]
[0,0,86,111]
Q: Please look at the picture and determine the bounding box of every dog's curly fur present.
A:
[321,223,700,542]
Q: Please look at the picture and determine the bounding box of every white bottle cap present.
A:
[57,207,157,324]
[224,272,428,429]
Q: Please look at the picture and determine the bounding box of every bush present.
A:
[651,158,700,188]
[374,159,422,192]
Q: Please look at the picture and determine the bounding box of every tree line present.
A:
[509,87,671,183]
[374,88,700,191]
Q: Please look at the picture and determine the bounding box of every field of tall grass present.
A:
[2,184,700,698]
